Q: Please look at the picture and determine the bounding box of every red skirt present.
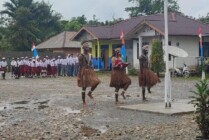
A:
[24,65,29,73]
[31,67,37,75]
[1,67,7,73]
[51,66,57,75]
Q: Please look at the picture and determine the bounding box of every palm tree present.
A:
[0,0,61,51]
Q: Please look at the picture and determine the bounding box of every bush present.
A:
[189,80,209,139]
[128,67,138,76]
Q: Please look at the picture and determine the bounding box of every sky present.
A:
[0,0,209,21]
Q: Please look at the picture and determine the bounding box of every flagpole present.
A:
[164,0,171,108]
[198,28,205,80]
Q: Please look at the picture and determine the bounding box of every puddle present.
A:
[80,126,98,137]
[0,104,12,111]
[38,105,49,110]
[14,107,29,110]
[34,100,50,105]
[11,101,29,105]
[63,108,81,114]
[94,126,108,133]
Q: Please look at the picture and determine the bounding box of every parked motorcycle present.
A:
[174,63,190,78]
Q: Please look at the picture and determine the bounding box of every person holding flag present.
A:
[31,42,39,59]
[120,31,127,62]
[110,48,131,104]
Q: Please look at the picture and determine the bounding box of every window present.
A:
[95,45,98,59]
[169,54,172,61]
[137,43,139,59]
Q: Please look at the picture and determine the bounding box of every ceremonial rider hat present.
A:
[81,40,90,48]
[142,45,149,51]
[114,48,121,52]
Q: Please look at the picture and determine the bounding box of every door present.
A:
[101,45,109,70]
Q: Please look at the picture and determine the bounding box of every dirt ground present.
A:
[0,74,200,140]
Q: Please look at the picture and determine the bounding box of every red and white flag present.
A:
[198,27,203,48]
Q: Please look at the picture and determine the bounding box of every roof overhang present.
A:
[72,27,98,41]
[125,20,164,39]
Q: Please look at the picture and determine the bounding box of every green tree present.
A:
[0,0,62,51]
[150,39,164,77]
[199,13,209,25]
[125,0,180,17]
[61,15,87,31]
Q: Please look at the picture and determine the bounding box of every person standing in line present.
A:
[61,56,68,76]
[51,58,57,77]
[74,53,79,76]
[13,58,20,79]
[110,48,131,104]
[46,56,51,76]
[56,56,62,76]
[67,54,70,76]
[41,58,47,77]
[36,58,42,77]
[24,57,29,78]
[138,45,160,101]
[69,54,75,77]
[0,57,7,80]
[10,58,15,77]
[77,40,101,107]
[31,58,37,78]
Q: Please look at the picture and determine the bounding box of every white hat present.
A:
[2,57,5,60]
[142,45,149,50]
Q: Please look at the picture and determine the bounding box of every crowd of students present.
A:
[0,54,79,79]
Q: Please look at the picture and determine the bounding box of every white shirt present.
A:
[51,60,57,66]
[68,56,75,65]
[1,61,7,67]
[13,61,19,67]
[61,58,68,65]
[36,61,42,67]
[74,56,79,64]
[31,61,36,67]
[56,59,62,64]
[41,61,47,68]
[11,60,15,66]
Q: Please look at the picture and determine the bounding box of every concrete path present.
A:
[119,99,195,115]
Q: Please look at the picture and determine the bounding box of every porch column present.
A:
[138,36,142,57]
[109,43,112,57]
[97,39,100,70]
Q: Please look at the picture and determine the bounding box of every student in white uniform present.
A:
[56,56,62,76]
[74,54,79,76]
[51,58,57,77]
[61,56,68,76]
[1,57,7,80]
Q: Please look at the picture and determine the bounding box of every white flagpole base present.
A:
[126,67,128,74]
[201,71,205,80]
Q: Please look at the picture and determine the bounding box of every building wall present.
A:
[132,35,200,69]
[53,48,80,55]
[169,36,199,68]
[126,40,134,68]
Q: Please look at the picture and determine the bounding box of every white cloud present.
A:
[0,0,209,21]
